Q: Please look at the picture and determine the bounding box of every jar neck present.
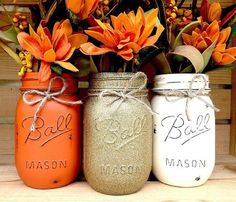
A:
[89,73,147,91]
[20,73,78,94]
[153,73,210,92]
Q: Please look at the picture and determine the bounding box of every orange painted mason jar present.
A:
[15,72,81,189]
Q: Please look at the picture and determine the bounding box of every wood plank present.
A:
[216,125,230,155]
[230,69,236,156]
[208,70,232,85]
[0,80,20,117]
[0,154,14,165]
[183,0,236,8]
[211,89,231,120]
[1,0,40,5]
[1,162,236,201]
[0,124,14,155]
[0,49,19,80]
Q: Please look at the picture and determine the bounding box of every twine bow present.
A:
[23,76,82,132]
[89,72,154,114]
[160,74,219,121]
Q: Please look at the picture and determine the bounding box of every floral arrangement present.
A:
[0,0,235,82]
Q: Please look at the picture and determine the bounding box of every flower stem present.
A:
[123,61,127,72]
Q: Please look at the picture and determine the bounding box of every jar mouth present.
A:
[152,73,210,91]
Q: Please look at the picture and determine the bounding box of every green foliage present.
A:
[51,64,63,75]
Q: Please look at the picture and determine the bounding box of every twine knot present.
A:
[89,72,154,115]
[161,74,219,121]
[23,76,83,132]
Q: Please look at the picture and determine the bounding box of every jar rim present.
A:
[90,72,136,79]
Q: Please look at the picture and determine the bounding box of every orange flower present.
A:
[208,2,222,22]
[182,20,220,52]
[212,27,236,65]
[17,19,88,81]
[182,20,235,65]
[200,0,222,22]
[65,0,99,20]
[80,7,164,61]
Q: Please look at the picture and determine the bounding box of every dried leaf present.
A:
[0,40,21,65]
[170,45,204,73]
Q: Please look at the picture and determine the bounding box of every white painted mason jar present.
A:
[151,74,216,187]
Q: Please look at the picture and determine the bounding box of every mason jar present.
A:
[83,72,152,195]
[15,73,81,189]
[151,74,216,187]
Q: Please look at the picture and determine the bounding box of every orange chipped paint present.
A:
[65,0,99,20]
[17,19,88,82]
[80,7,164,61]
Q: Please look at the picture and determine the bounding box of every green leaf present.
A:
[181,65,195,73]
[151,52,172,74]
[201,41,216,72]
[170,45,204,73]
[77,58,90,77]
[89,56,98,73]
[138,47,164,70]
[230,22,236,37]
[0,26,19,44]
[51,64,63,75]
[173,21,200,49]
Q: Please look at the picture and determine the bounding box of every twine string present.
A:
[89,72,153,114]
[23,76,82,132]
[161,74,219,121]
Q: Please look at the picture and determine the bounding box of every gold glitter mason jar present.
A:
[83,72,152,195]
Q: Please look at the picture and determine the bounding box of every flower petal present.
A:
[142,23,164,48]
[38,61,51,82]
[68,33,88,49]
[138,8,158,46]
[208,2,222,22]
[214,44,226,52]
[81,0,99,20]
[117,41,141,53]
[206,20,220,41]
[226,47,236,57]
[182,33,193,45]
[217,27,231,44]
[43,48,56,62]
[212,51,223,63]
[218,53,236,65]
[80,42,114,55]
[54,61,79,72]
[56,42,71,60]
[66,0,83,14]
[117,48,134,61]
[17,32,43,60]
[61,47,76,61]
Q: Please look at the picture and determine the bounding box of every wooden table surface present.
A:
[1,155,236,202]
